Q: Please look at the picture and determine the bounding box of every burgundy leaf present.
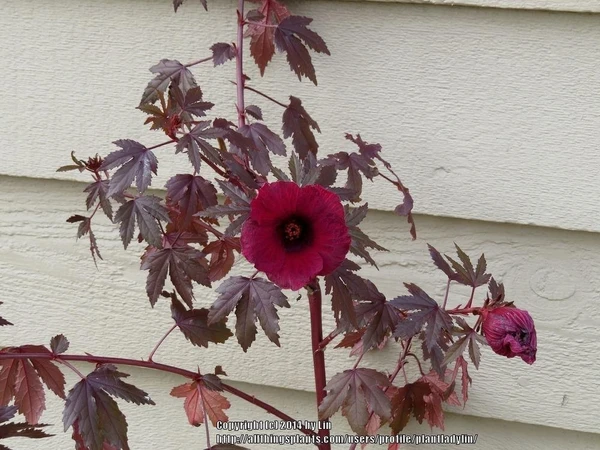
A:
[171,381,230,426]
[355,285,402,352]
[203,238,241,282]
[101,140,158,196]
[245,0,290,74]
[239,123,286,175]
[0,406,17,424]
[64,366,153,450]
[208,276,290,351]
[445,244,491,288]
[427,244,456,280]
[324,259,374,330]
[141,245,211,307]
[14,359,45,424]
[166,174,218,228]
[389,381,431,434]
[30,359,66,399]
[176,121,225,172]
[274,16,329,85]
[392,284,453,375]
[211,43,236,66]
[171,301,232,348]
[87,365,155,405]
[345,207,387,268]
[282,96,320,159]
[0,420,52,441]
[169,85,214,121]
[50,334,69,355]
[84,180,113,220]
[442,317,485,369]
[244,105,263,121]
[318,368,391,434]
[455,356,471,404]
[141,59,197,106]
[114,195,169,249]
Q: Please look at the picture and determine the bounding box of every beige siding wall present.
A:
[1,0,599,449]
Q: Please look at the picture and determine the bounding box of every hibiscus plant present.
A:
[0,1,537,449]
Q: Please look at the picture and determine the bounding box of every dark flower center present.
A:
[278,216,312,252]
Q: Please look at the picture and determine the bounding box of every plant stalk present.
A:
[308,280,331,450]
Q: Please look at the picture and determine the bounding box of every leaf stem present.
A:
[0,352,317,439]
[244,86,288,108]
[146,140,175,151]
[148,324,178,361]
[442,279,451,309]
[185,56,213,68]
[447,306,481,315]
[307,279,331,450]
[58,359,86,379]
[465,286,476,309]
[200,390,212,449]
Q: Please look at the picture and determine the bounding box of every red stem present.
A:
[447,306,481,315]
[318,329,341,351]
[442,279,451,309]
[244,85,288,109]
[307,280,331,450]
[0,352,317,440]
[236,0,246,128]
[147,324,177,361]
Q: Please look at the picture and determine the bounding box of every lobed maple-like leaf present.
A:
[0,345,66,424]
[392,284,453,375]
[141,244,211,307]
[355,284,403,351]
[101,140,158,197]
[389,381,431,433]
[345,134,416,239]
[211,43,236,66]
[171,299,232,348]
[323,149,378,202]
[442,317,486,369]
[344,205,387,267]
[318,368,391,434]
[274,16,330,85]
[176,121,225,172]
[324,259,376,330]
[140,59,197,106]
[67,216,103,265]
[445,244,491,288]
[203,238,241,282]
[114,195,170,249]
[171,380,230,427]
[208,276,290,352]
[239,123,286,176]
[200,181,251,236]
[169,85,214,125]
[427,244,456,280]
[245,0,290,74]
[84,180,113,221]
[282,96,320,159]
[0,405,52,444]
[166,174,218,229]
[63,365,154,450]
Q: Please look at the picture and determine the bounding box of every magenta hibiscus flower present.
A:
[241,181,351,290]
[481,306,537,364]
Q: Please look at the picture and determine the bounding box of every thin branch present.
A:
[148,324,178,362]
[236,0,247,128]
[0,351,316,439]
[318,329,341,351]
[244,85,288,108]
[406,352,426,376]
[307,280,331,450]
